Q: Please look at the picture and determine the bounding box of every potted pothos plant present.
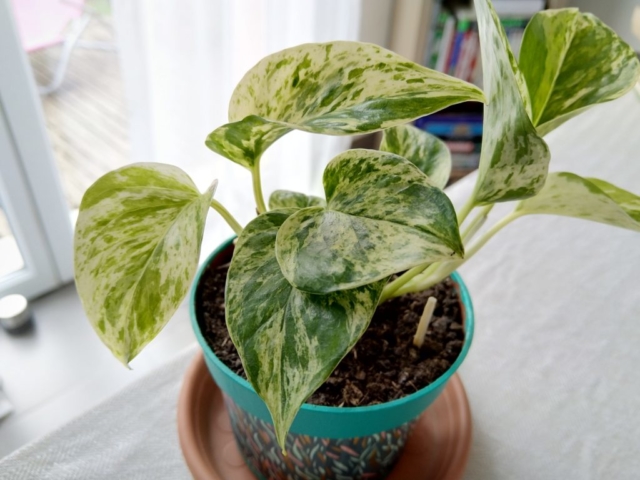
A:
[74,0,640,478]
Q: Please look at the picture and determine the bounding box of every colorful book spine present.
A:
[427,13,447,70]
[418,4,544,182]
[435,15,456,74]
[455,24,479,82]
[447,19,470,75]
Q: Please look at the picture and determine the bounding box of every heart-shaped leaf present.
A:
[519,9,640,136]
[275,149,463,294]
[74,163,216,365]
[471,0,550,205]
[206,41,485,169]
[268,190,325,210]
[380,124,451,189]
[515,172,640,231]
[226,210,385,450]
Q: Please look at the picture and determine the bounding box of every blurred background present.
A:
[0,0,638,459]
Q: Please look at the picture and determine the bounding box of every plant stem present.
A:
[461,204,494,242]
[379,263,430,303]
[381,201,492,303]
[210,200,243,235]
[457,195,476,225]
[252,163,268,214]
[464,211,521,259]
[392,210,522,297]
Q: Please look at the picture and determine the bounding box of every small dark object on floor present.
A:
[199,263,464,407]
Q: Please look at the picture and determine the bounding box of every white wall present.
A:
[359,0,394,47]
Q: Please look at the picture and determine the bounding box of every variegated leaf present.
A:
[515,172,640,231]
[226,210,385,449]
[519,9,640,136]
[74,163,216,365]
[206,41,485,169]
[380,124,451,189]
[275,149,463,294]
[268,189,325,210]
[472,0,550,205]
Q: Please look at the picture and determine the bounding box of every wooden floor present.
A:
[1,15,126,244]
[28,15,130,210]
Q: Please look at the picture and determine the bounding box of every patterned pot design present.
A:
[191,238,475,480]
[225,394,415,480]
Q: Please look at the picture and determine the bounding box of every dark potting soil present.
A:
[198,261,464,407]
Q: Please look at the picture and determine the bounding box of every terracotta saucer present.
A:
[177,352,472,480]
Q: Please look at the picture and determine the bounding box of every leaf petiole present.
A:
[380,202,495,303]
[464,210,521,259]
[379,263,430,303]
[210,199,243,235]
[252,163,268,214]
[391,210,521,297]
[461,204,494,242]
[456,195,476,225]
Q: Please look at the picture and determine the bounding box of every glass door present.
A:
[0,108,64,298]
[0,0,73,298]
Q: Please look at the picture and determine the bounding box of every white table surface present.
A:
[1,92,639,480]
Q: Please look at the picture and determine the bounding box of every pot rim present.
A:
[190,236,475,415]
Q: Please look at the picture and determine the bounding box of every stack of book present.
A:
[426,14,531,85]
[418,0,544,183]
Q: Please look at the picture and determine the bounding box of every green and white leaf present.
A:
[380,124,451,189]
[275,149,463,294]
[472,0,550,205]
[519,9,640,136]
[204,115,291,171]
[227,210,385,450]
[268,189,325,210]
[74,163,216,365]
[515,172,640,231]
[206,41,485,169]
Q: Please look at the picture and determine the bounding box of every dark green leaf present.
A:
[275,149,462,293]
[226,210,385,449]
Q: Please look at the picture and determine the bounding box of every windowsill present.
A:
[0,282,196,459]
[0,204,237,459]
[0,235,24,277]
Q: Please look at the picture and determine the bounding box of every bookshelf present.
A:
[420,0,544,183]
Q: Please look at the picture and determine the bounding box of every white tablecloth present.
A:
[1,93,639,479]
[0,345,196,480]
[454,92,640,480]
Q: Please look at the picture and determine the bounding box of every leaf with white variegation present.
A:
[226,210,385,450]
[519,9,640,136]
[206,41,485,169]
[471,0,550,205]
[380,124,451,189]
[515,172,640,231]
[74,163,216,365]
[268,190,325,210]
[275,149,463,294]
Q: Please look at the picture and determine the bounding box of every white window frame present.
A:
[0,0,74,298]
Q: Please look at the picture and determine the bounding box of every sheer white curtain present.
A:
[113,0,362,247]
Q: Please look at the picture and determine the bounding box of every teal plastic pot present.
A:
[190,237,475,480]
